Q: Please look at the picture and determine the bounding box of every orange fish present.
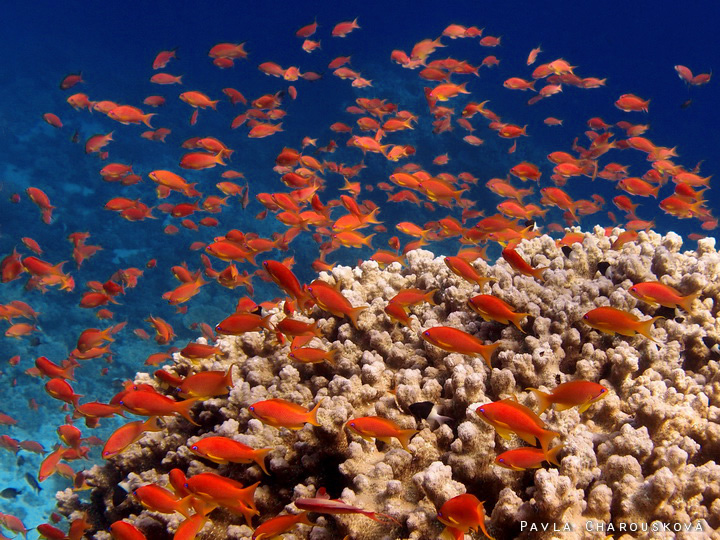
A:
[252,512,313,540]
[119,390,200,425]
[344,416,418,451]
[582,306,662,341]
[178,364,236,398]
[437,494,494,540]
[107,105,154,127]
[248,398,322,430]
[444,256,494,287]
[529,381,608,414]
[468,295,529,332]
[422,327,500,367]
[307,279,367,328]
[501,245,547,280]
[288,347,339,366]
[495,445,562,471]
[332,18,360,38]
[476,398,559,457]
[134,484,194,517]
[179,152,225,170]
[102,417,161,459]
[111,521,147,540]
[189,436,271,474]
[628,282,700,312]
[215,312,271,335]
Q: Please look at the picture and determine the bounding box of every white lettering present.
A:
[519,521,528,531]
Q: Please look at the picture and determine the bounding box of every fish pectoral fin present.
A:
[495,427,513,440]
[555,402,575,412]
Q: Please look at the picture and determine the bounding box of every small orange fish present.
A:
[110,521,147,540]
[629,282,700,312]
[288,347,339,366]
[422,327,500,367]
[501,245,547,280]
[582,306,662,341]
[189,436,271,474]
[468,295,529,332]
[249,398,322,430]
[134,484,194,517]
[307,280,367,328]
[437,493,495,540]
[444,256,494,287]
[252,512,312,540]
[178,364,236,398]
[529,381,608,414]
[102,417,161,459]
[344,416,418,451]
[476,398,559,457]
[119,390,200,425]
[495,445,562,471]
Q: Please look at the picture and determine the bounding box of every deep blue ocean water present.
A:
[0,1,718,535]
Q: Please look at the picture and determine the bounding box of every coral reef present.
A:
[63,228,720,539]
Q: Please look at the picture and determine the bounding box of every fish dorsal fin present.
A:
[316,487,330,499]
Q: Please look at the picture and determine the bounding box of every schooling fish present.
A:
[628,282,700,312]
[189,436,271,474]
[582,306,662,341]
[467,294,530,332]
[344,416,418,451]
[421,326,500,367]
[437,493,495,540]
[249,398,323,430]
[528,381,608,414]
[495,445,563,470]
[295,487,398,524]
[476,398,560,457]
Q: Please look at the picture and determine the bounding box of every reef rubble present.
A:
[59,227,720,540]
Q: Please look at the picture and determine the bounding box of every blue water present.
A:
[0,1,718,536]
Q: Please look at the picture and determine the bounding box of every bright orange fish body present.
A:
[437,494,494,540]
[307,280,367,328]
[476,399,559,456]
[345,416,418,451]
[444,256,494,287]
[468,294,529,331]
[629,281,700,312]
[252,512,312,540]
[249,398,322,429]
[529,381,608,414]
[501,245,547,280]
[582,306,661,341]
[422,326,500,367]
[495,445,562,470]
[189,436,271,474]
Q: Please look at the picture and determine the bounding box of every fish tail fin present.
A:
[210,100,219,110]
[538,429,560,456]
[142,113,155,128]
[325,348,339,366]
[347,305,368,329]
[528,388,551,415]
[177,495,196,519]
[480,341,501,368]
[307,398,324,427]
[362,233,375,249]
[142,416,162,433]
[297,511,313,526]
[546,443,563,466]
[175,397,201,425]
[260,314,273,331]
[637,316,663,341]
[679,289,702,313]
[396,429,419,451]
[214,153,226,166]
[511,312,530,332]
[531,266,548,280]
[424,289,438,305]
[252,447,272,475]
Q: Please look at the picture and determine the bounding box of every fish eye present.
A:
[498,458,505,463]
[477,407,484,413]
[600,388,607,393]
[583,314,589,320]
[191,445,198,450]
[350,422,356,427]
[249,406,254,411]
[630,286,637,292]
